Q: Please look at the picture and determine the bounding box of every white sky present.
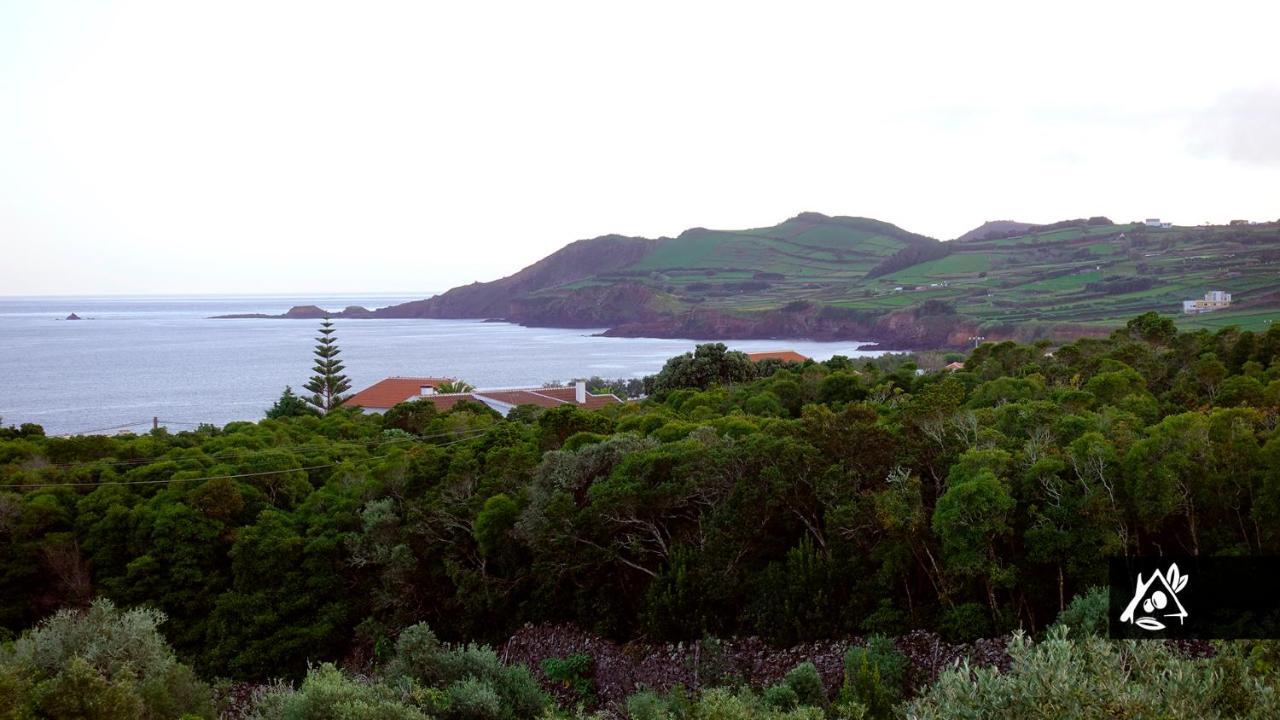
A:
[2,0,1278,296]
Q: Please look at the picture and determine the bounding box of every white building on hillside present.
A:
[1183,290,1232,314]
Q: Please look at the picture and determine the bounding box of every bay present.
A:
[0,294,883,435]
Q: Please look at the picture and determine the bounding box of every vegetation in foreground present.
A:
[2,313,1280,716]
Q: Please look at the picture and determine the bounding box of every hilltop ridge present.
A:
[221,212,1280,349]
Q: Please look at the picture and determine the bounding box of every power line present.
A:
[2,434,485,490]
[52,419,156,438]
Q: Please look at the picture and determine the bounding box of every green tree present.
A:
[932,467,1015,620]
[266,385,319,419]
[303,318,352,413]
[1125,311,1176,345]
[646,343,757,395]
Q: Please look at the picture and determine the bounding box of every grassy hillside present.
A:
[546,216,1280,329]
[372,212,1280,347]
[898,221,1280,332]
[531,213,945,315]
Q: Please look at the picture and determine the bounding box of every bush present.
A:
[1051,587,1108,638]
[840,635,906,720]
[693,688,825,719]
[625,686,834,720]
[385,623,445,685]
[541,652,595,702]
[383,623,547,720]
[626,689,672,720]
[782,661,826,707]
[250,664,426,720]
[906,627,1280,719]
[762,683,800,710]
[446,677,503,720]
[0,598,213,719]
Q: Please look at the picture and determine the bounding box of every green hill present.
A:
[361,212,1280,348]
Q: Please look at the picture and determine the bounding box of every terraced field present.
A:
[386,212,1280,345]
[527,214,1280,332]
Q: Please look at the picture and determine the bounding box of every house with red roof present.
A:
[744,350,809,364]
[345,377,622,415]
[342,377,455,411]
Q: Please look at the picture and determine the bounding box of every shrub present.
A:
[626,686,834,720]
[1051,587,1108,638]
[693,688,825,719]
[762,682,800,710]
[385,623,445,685]
[626,689,672,720]
[906,627,1280,719]
[383,624,547,720]
[446,677,503,720]
[249,664,426,720]
[7,598,176,677]
[840,635,906,720]
[0,598,213,719]
[488,664,547,720]
[541,652,595,703]
[782,661,826,707]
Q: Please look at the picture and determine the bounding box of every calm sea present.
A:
[0,294,883,435]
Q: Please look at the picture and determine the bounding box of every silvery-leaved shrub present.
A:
[0,598,213,719]
[382,622,548,720]
[247,664,426,720]
[906,626,1280,719]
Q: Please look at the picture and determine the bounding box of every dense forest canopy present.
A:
[2,312,1280,717]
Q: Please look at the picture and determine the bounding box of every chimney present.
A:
[420,385,436,396]
[575,380,587,404]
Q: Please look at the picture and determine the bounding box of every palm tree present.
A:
[435,379,475,394]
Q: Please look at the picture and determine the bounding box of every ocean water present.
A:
[0,294,883,435]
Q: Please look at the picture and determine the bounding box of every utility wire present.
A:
[52,419,156,438]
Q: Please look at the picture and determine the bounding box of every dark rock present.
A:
[281,305,330,319]
[65,313,81,320]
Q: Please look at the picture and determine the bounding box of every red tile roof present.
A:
[411,393,481,411]
[482,386,622,410]
[744,350,809,363]
[344,377,454,409]
[345,379,623,413]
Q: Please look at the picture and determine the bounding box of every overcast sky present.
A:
[2,1,1278,296]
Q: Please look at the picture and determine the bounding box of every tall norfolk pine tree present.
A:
[303,318,351,413]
